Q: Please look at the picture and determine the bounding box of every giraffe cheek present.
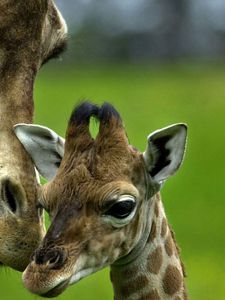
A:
[110,248,121,263]
[82,233,123,268]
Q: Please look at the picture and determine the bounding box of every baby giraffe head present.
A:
[15,102,187,297]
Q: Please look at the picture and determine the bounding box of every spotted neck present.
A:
[110,194,187,300]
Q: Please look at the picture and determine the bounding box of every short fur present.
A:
[22,102,188,299]
[0,0,68,271]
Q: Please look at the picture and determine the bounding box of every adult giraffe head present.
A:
[15,102,187,298]
[0,0,67,271]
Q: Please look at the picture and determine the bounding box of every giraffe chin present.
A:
[22,266,72,298]
[40,279,70,298]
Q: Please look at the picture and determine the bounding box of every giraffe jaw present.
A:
[70,268,95,284]
[69,265,105,285]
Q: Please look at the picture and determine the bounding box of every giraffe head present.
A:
[0,0,67,271]
[15,102,187,296]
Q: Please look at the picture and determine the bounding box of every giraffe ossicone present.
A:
[15,102,188,299]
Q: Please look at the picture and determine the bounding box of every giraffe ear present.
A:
[143,124,187,185]
[14,124,65,181]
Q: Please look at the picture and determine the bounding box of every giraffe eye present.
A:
[104,195,136,220]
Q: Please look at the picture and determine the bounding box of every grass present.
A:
[1,61,225,299]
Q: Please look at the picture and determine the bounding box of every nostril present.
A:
[34,248,45,265]
[47,249,67,269]
[3,180,17,213]
[34,248,66,269]
[47,250,60,266]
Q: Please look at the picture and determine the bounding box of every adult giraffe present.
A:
[0,0,67,271]
[15,102,188,299]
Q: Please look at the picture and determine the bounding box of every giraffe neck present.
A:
[110,194,187,300]
[0,62,36,127]
[0,0,43,125]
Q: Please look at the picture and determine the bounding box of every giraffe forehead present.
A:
[45,148,147,213]
[62,143,144,179]
[51,175,140,206]
[46,164,142,219]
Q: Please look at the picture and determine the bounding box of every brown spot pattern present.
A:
[148,246,163,274]
[148,220,157,243]
[174,297,182,300]
[165,233,174,257]
[120,275,149,298]
[138,289,161,300]
[163,265,182,295]
[161,218,167,237]
[123,266,139,278]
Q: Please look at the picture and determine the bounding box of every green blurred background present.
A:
[1,62,225,299]
[1,0,225,299]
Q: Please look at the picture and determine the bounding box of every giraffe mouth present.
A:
[40,279,70,298]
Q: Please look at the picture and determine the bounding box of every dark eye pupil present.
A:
[106,200,136,219]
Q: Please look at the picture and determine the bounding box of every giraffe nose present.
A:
[1,178,24,215]
[34,248,67,270]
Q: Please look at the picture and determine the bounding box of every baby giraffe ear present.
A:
[14,124,65,181]
[143,124,187,185]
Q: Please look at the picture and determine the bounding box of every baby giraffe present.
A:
[15,102,188,299]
